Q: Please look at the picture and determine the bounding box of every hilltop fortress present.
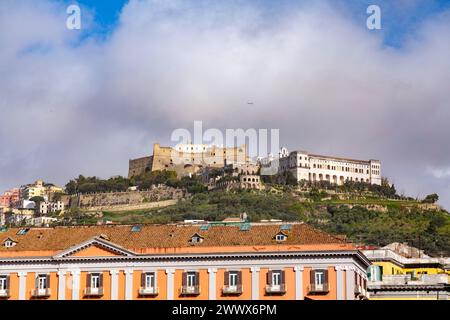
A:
[129,142,381,186]
[128,143,249,178]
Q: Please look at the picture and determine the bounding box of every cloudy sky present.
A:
[1,0,450,209]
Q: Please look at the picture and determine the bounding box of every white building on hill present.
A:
[277,150,381,185]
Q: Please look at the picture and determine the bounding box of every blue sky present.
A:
[70,0,450,47]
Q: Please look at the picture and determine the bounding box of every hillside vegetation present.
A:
[62,172,449,256]
[70,188,450,256]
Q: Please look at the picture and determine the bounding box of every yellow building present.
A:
[362,243,450,300]
[20,180,63,201]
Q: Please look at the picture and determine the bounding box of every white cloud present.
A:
[429,167,450,179]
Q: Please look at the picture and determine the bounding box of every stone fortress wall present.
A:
[65,186,185,209]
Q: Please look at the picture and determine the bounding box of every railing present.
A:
[31,288,51,297]
[180,285,200,296]
[369,274,448,286]
[0,289,10,298]
[139,287,159,296]
[307,283,329,294]
[362,249,450,265]
[222,285,243,295]
[84,287,104,297]
[265,284,286,294]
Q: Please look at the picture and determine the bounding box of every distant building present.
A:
[240,175,263,190]
[273,150,381,185]
[3,210,34,226]
[0,188,20,208]
[20,180,63,201]
[129,143,249,178]
[31,216,58,227]
[38,201,65,215]
[362,243,450,300]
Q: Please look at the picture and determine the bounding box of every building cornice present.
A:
[0,249,371,268]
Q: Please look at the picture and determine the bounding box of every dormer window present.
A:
[3,238,16,248]
[98,234,110,241]
[190,233,204,244]
[275,233,287,242]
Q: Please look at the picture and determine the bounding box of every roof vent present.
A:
[17,228,30,235]
[280,224,292,231]
[240,223,251,231]
[99,234,110,241]
[131,225,142,232]
[199,224,210,231]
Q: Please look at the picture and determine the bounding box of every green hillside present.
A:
[71,188,449,256]
[62,173,450,256]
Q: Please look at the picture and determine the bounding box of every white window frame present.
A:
[276,234,286,241]
[315,271,324,287]
[0,276,7,291]
[187,272,196,288]
[145,272,156,289]
[91,274,100,289]
[272,271,281,287]
[38,275,47,290]
[229,271,238,288]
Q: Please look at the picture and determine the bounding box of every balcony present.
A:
[31,288,51,298]
[0,289,10,298]
[307,283,329,294]
[84,287,104,297]
[354,285,369,299]
[222,285,243,295]
[139,287,159,296]
[180,285,200,296]
[265,284,286,294]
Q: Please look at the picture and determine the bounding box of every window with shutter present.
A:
[5,275,10,294]
[323,270,328,287]
[195,272,200,287]
[99,273,103,289]
[0,275,8,296]
[0,276,6,291]
[310,270,315,287]
[141,272,146,289]
[182,272,187,288]
[86,273,92,289]
[267,270,273,286]
[224,271,230,286]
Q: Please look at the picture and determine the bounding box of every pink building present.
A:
[0,188,20,207]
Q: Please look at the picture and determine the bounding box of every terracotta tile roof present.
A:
[0,222,349,255]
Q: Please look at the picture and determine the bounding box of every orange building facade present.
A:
[0,222,370,300]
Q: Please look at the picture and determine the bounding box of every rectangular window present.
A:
[229,271,238,287]
[91,274,100,289]
[38,275,47,289]
[315,271,324,286]
[145,273,155,289]
[272,271,281,286]
[0,276,7,290]
[187,272,197,287]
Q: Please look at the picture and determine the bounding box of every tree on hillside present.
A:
[29,196,45,202]
[422,193,439,204]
